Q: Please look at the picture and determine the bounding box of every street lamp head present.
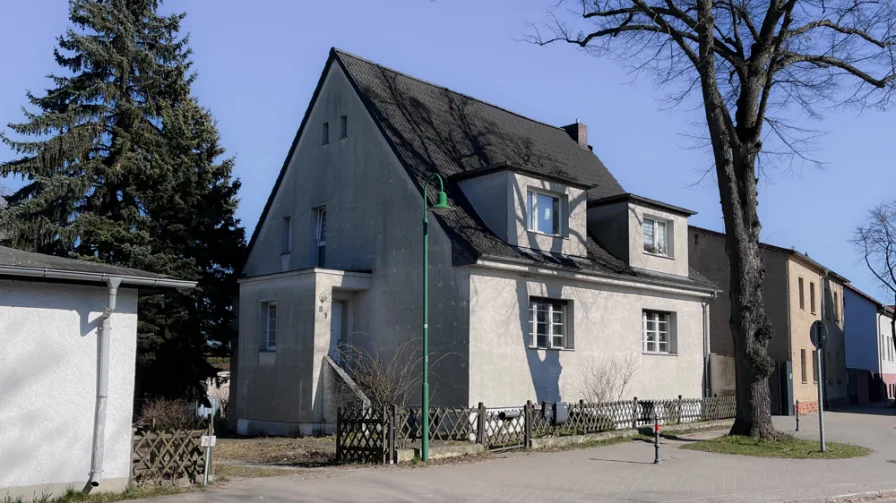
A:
[430,191,453,216]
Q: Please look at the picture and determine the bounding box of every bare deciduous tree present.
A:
[575,354,638,403]
[530,0,896,438]
[854,202,896,368]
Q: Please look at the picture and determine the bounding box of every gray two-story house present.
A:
[233,48,718,436]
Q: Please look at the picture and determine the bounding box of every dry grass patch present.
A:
[214,437,336,467]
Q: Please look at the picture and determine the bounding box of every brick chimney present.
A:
[562,120,588,149]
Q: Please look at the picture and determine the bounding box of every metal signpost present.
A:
[810,320,828,453]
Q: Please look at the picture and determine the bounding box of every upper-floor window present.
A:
[798,277,805,310]
[281,216,292,254]
[833,292,839,321]
[825,287,832,319]
[643,218,669,256]
[643,310,674,354]
[322,121,329,145]
[261,301,277,351]
[315,207,327,267]
[526,190,560,235]
[810,282,816,314]
[340,115,348,138]
[528,298,567,349]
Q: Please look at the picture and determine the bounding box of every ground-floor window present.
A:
[260,301,277,351]
[642,310,674,354]
[800,349,808,383]
[529,298,567,349]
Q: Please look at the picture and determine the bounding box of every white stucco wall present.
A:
[627,203,689,277]
[237,60,471,434]
[467,267,708,406]
[508,173,588,258]
[879,312,896,376]
[0,279,138,498]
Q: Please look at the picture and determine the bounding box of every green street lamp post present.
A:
[421,172,453,462]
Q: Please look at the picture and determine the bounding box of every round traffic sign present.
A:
[810,320,828,348]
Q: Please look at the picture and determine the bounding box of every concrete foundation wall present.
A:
[0,280,138,499]
[467,267,707,405]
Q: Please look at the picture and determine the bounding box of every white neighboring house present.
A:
[0,246,195,500]
[233,49,718,436]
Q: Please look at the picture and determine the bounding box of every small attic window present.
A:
[322,122,329,145]
[340,115,348,138]
[527,190,561,236]
[643,217,669,256]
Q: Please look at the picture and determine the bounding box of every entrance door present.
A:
[330,301,346,362]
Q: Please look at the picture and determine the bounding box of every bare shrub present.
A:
[336,337,423,411]
[138,398,198,431]
[574,354,638,404]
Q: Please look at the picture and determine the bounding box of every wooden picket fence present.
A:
[131,427,211,483]
[336,395,737,464]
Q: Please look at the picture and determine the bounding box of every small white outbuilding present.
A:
[0,246,195,500]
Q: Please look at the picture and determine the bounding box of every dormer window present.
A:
[527,189,561,235]
[643,217,669,256]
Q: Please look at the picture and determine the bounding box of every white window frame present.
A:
[528,298,567,349]
[643,217,670,256]
[261,301,277,351]
[526,189,562,236]
[642,310,674,354]
[315,206,327,267]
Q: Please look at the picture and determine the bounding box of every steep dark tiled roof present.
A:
[335,50,625,200]
[245,48,713,291]
[332,49,714,291]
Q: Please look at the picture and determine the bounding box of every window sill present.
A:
[527,230,567,240]
[528,345,574,351]
[642,352,678,357]
[643,251,674,260]
[259,349,277,353]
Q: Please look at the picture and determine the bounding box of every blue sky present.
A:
[1,0,894,299]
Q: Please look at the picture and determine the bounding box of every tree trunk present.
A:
[720,151,778,439]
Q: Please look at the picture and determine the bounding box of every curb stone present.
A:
[783,489,896,503]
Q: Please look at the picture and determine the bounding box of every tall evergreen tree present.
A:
[0,0,245,400]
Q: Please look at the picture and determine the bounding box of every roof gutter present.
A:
[474,255,718,298]
[0,265,197,289]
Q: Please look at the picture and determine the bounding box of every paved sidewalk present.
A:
[135,404,896,502]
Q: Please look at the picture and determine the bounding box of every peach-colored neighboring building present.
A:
[689,226,849,415]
